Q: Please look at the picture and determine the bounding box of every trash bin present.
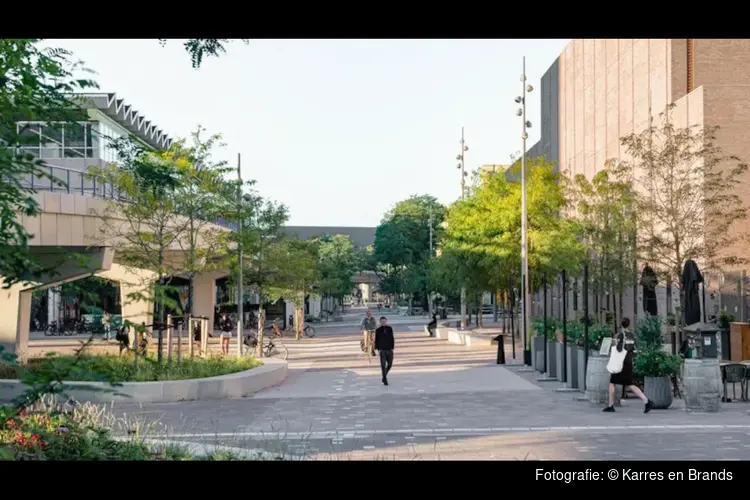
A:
[494,334,505,364]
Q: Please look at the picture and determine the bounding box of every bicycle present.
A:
[282,323,316,338]
[243,330,288,360]
[360,330,375,362]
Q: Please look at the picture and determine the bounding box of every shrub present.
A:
[532,317,557,340]
[634,349,681,378]
[2,354,262,383]
[635,315,664,350]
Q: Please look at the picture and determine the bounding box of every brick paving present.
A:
[107,321,750,460]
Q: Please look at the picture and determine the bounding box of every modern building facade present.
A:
[1,92,231,356]
[528,39,750,322]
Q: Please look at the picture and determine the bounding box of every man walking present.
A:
[375,316,395,386]
[360,310,377,356]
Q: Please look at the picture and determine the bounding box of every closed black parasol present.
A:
[640,265,659,316]
[682,259,703,326]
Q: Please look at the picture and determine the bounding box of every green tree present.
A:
[170,127,235,320]
[160,39,250,68]
[373,195,445,309]
[271,238,320,340]
[445,158,583,290]
[93,140,188,365]
[442,158,584,338]
[570,162,636,322]
[233,195,289,357]
[613,105,749,318]
[316,234,362,308]
[0,39,96,287]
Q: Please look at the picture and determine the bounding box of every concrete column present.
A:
[193,272,220,334]
[0,284,33,360]
[48,287,61,325]
[118,281,154,331]
[97,263,157,333]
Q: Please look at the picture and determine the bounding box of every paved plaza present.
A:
[101,318,750,460]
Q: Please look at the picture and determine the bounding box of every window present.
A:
[17,123,41,156]
[17,122,105,160]
[40,123,63,158]
[64,122,86,158]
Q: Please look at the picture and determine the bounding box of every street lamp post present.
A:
[236,153,244,358]
[428,204,434,317]
[515,56,534,366]
[456,127,468,329]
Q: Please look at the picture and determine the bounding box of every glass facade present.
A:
[15,121,123,162]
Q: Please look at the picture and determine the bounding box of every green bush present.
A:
[532,317,557,340]
[635,315,664,350]
[2,354,262,383]
[634,348,681,378]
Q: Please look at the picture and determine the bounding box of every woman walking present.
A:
[603,317,653,413]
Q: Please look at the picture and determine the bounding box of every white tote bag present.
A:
[606,344,627,374]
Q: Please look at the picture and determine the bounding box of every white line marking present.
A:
[161,424,750,440]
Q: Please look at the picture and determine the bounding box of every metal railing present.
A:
[20,163,238,230]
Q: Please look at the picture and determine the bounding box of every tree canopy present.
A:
[373,195,445,299]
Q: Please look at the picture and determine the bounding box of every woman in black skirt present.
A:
[604,317,653,413]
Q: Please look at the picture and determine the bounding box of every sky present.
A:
[47,39,570,227]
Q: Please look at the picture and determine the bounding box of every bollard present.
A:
[494,334,506,364]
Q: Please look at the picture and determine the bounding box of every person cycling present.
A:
[360,310,377,356]
[272,318,282,338]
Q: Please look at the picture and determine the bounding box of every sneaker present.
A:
[602,406,615,412]
[644,400,653,414]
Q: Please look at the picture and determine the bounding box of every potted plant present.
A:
[532,317,558,376]
[564,321,583,388]
[633,315,681,409]
[634,348,681,409]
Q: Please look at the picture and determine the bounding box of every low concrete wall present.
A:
[448,329,466,345]
[464,332,496,347]
[0,358,287,404]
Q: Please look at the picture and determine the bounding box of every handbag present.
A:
[607,343,627,374]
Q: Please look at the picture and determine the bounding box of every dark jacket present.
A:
[375,325,395,351]
[220,317,233,333]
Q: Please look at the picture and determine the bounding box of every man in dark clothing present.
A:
[375,316,395,385]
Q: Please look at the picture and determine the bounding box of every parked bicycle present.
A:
[243,330,288,360]
[281,322,316,338]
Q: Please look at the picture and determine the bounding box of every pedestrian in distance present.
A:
[219,313,233,355]
[603,317,653,413]
[360,310,377,356]
[103,311,112,341]
[375,316,395,386]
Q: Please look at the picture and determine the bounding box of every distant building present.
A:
[283,226,376,249]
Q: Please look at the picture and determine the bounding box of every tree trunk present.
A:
[156,273,165,365]
[257,306,265,358]
[296,291,303,341]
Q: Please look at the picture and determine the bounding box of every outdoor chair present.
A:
[722,364,747,402]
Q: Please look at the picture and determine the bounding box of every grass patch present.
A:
[0,354,262,382]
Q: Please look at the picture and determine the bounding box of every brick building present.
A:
[529,39,750,324]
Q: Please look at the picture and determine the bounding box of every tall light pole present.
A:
[456,127,468,329]
[236,153,244,358]
[428,204,434,317]
[515,57,534,366]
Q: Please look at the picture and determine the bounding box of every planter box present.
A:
[575,348,597,392]
[546,340,557,378]
[555,342,565,381]
[566,344,580,389]
[644,376,673,409]
[533,336,545,372]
